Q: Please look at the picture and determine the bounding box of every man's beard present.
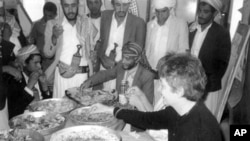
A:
[64,10,78,22]
[198,18,207,25]
[198,16,213,26]
[122,62,137,70]
[116,11,127,18]
[90,9,101,18]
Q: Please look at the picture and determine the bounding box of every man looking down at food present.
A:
[91,53,223,141]
[125,53,176,112]
[80,41,155,104]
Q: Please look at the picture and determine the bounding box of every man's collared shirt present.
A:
[105,12,128,62]
[191,23,212,57]
[59,17,87,66]
[90,17,101,45]
[147,16,172,70]
[123,64,138,87]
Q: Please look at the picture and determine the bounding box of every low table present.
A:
[44,116,154,141]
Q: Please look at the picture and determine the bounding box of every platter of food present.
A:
[9,111,66,136]
[69,106,117,127]
[50,125,121,141]
[65,87,117,106]
[68,106,116,126]
[0,129,44,141]
[28,98,77,115]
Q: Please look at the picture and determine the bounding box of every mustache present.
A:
[198,17,205,20]
[67,12,77,15]
[117,11,126,13]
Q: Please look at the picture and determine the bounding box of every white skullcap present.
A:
[153,0,176,9]
[200,0,222,12]
[16,44,40,65]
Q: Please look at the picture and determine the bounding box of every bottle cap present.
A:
[121,80,127,84]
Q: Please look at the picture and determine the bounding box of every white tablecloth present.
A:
[44,116,155,141]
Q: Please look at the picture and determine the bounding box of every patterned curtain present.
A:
[128,0,139,17]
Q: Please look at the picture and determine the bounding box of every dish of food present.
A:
[9,112,66,136]
[69,107,116,126]
[0,130,31,141]
[29,98,76,114]
[0,129,44,141]
[50,125,121,141]
[65,87,117,106]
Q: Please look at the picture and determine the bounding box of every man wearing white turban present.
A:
[145,0,189,104]
[146,0,189,71]
[189,0,231,116]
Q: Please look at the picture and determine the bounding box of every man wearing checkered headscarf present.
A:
[122,42,142,60]
[81,41,155,106]
[189,0,231,116]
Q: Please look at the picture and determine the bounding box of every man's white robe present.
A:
[53,18,88,98]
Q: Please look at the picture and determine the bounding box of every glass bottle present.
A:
[120,80,128,94]
[119,80,129,105]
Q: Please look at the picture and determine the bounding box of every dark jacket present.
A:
[3,73,51,119]
[115,102,223,141]
[0,40,15,110]
[189,22,231,92]
[96,10,147,71]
